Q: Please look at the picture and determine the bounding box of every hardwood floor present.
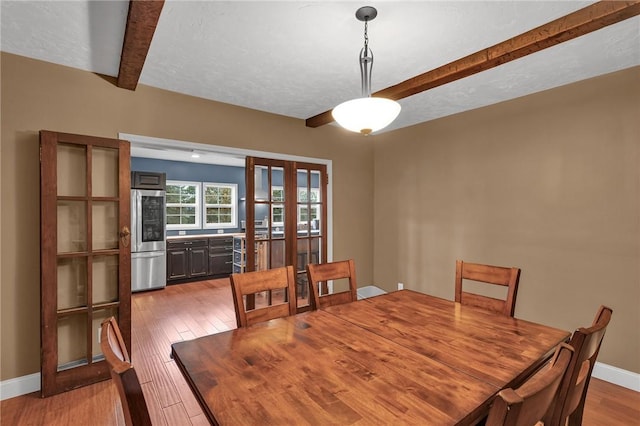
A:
[2,278,639,425]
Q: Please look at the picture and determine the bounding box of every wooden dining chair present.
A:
[545,305,613,426]
[306,259,357,310]
[455,260,521,316]
[100,317,152,426]
[486,343,575,426]
[230,265,297,327]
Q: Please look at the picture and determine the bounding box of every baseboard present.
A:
[1,362,637,401]
[592,361,640,392]
[0,372,40,401]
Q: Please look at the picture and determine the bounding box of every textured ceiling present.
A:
[2,1,639,139]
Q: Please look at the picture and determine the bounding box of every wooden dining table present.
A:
[171,290,570,425]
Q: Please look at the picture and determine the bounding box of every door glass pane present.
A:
[271,204,284,239]
[57,201,87,253]
[92,201,118,250]
[311,170,322,236]
[297,169,309,202]
[270,239,285,269]
[92,308,118,361]
[92,255,119,304]
[57,313,87,370]
[57,143,86,197]
[256,240,268,271]
[254,165,268,201]
[57,257,87,310]
[92,147,118,197]
[270,167,284,199]
[296,239,309,273]
[311,237,322,264]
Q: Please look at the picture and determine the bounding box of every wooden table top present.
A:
[326,290,571,389]
[171,290,570,426]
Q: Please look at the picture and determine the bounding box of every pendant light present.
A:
[332,6,401,136]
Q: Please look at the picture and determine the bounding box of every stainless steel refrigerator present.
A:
[131,172,166,292]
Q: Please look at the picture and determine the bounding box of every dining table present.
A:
[171,290,570,425]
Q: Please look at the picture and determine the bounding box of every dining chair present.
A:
[230,265,297,327]
[100,317,152,426]
[545,305,613,426]
[485,343,575,426]
[455,260,521,316]
[306,259,357,310]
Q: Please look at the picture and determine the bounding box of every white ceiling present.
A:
[2,1,639,143]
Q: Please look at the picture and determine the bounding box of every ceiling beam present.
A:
[117,0,165,91]
[306,0,640,128]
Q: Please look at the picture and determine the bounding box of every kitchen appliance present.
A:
[131,172,166,292]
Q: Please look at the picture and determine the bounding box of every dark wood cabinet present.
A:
[209,237,234,277]
[167,235,235,283]
[189,244,209,278]
[167,246,189,280]
[167,238,208,282]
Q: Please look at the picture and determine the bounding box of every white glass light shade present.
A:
[332,97,401,135]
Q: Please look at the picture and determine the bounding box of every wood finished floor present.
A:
[2,278,639,425]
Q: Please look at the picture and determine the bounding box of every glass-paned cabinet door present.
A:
[40,130,131,397]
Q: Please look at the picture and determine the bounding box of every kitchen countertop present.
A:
[167,233,245,240]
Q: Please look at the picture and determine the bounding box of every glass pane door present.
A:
[245,157,327,311]
[40,130,131,397]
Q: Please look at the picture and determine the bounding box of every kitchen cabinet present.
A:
[209,236,234,277]
[167,235,235,283]
[167,238,208,282]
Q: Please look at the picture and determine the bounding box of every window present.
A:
[271,186,284,226]
[203,183,237,229]
[166,181,201,229]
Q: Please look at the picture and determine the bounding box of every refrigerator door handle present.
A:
[133,251,164,258]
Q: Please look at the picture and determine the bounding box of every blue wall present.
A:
[131,157,246,236]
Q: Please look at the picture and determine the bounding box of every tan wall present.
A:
[373,67,640,373]
[0,52,375,380]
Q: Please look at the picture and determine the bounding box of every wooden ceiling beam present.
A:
[305,0,640,128]
[117,0,165,91]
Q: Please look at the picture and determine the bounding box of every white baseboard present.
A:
[0,372,40,401]
[592,361,640,392]
[1,362,637,401]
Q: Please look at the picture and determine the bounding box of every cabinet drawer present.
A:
[167,238,208,249]
[209,237,234,248]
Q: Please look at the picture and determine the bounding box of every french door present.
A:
[245,157,327,310]
[40,131,131,396]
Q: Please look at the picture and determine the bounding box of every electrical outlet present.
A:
[217,229,224,234]
[398,282,404,290]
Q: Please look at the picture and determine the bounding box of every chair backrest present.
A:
[230,266,297,327]
[100,317,152,426]
[546,305,613,426]
[486,343,575,426]
[306,259,357,310]
[455,260,521,316]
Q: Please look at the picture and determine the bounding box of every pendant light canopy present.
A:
[332,6,401,136]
